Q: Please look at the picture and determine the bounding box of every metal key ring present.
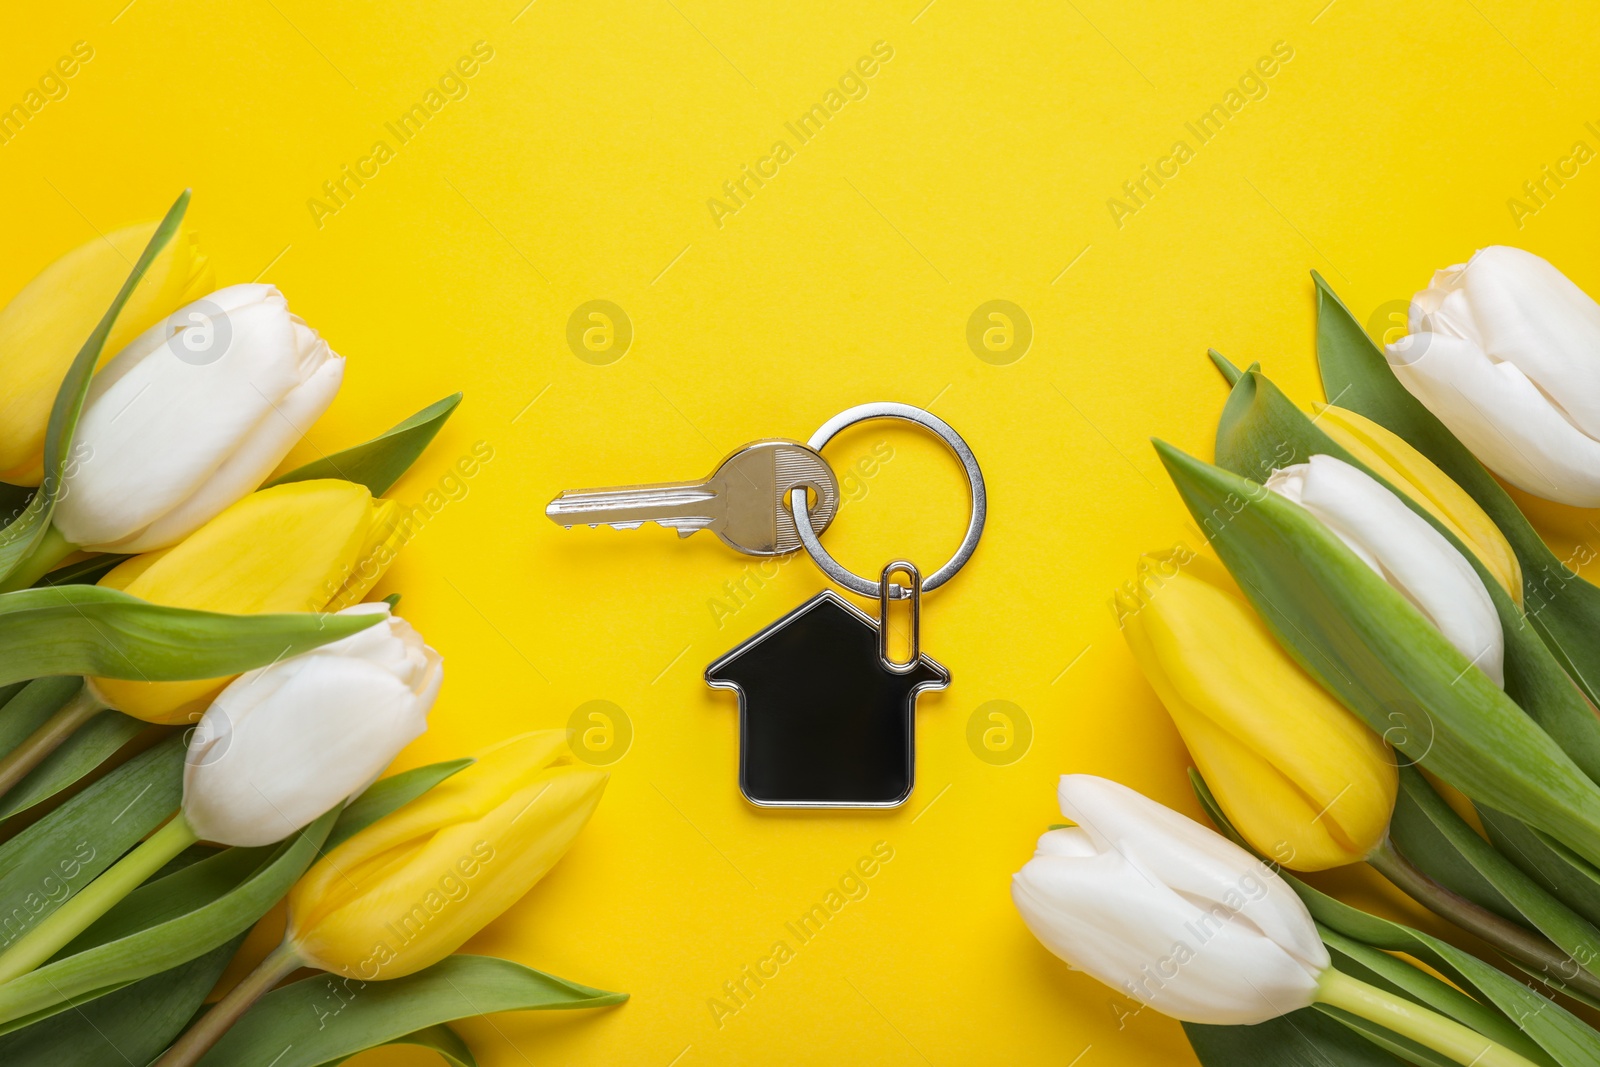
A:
[791,402,986,600]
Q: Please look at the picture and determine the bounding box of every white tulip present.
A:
[1387,246,1600,506]
[1011,776,1328,1025]
[1267,454,1504,687]
[183,604,441,847]
[54,283,343,552]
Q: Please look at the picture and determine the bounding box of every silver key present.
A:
[545,439,842,556]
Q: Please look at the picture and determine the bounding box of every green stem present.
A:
[0,811,197,984]
[0,685,107,799]
[0,524,75,593]
[1316,968,1542,1067]
[1368,836,1600,1000]
[154,940,304,1067]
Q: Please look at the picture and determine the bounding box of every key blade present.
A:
[544,483,718,531]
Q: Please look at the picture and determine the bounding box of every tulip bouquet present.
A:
[1016,247,1600,1066]
[0,193,625,1065]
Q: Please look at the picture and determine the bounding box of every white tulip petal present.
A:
[185,659,422,846]
[1447,247,1600,440]
[1058,776,1329,973]
[55,284,343,550]
[1011,777,1326,1025]
[1012,856,1321,1024]
[112,354,343,552]
[183,606,443,847]
[1392,246,1600,505]
[1389,331,1600,506]
[1034,827,1096,858]
[1268,455,1504,686]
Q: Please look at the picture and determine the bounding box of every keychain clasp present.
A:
[878,560,922,674]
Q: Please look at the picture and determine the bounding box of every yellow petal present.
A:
[0,220,211,484]
[287,731,605,978]
[1316,405,1522,605]
[90,480,380,723]
[324,497,407,611]
[1123,559,1397,870]
[288,732,568,931]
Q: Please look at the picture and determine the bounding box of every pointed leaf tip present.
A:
[1208,349,1243,386]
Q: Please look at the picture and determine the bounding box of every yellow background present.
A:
[5,1,1600,1063]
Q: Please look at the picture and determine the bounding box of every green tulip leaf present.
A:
[1211,364,1600,784]
[0,709,146,821]
[35,553,124,588]
[1191,771,1596,1067]
[1301,883,1600,1067]
[1389,768,1600,994]
[320,1023,474,1067]
[1221,344,1600,906]
[1210,360,1600,991]
[1312,273,1600,719]
[154,843,227,881]
[329,758,473,851]
[0,191,190,585]
[1318,934,1543,1066]
[0,584,381,686]
[1156,439,1600,867]
[61,843,273,958]
[1191,772,1548,1061]
[1207,348,1256,387]
[196,955,625,1067]
[0,485,32,529]
[13,760,478,1030]
[0,935,243,1065]
[0,736,183,958]
[0,676,81,757]
[268,393,463,497]
[1314,1006,1480,1067]
[1185,1007,1412,1067]
[1506,961,1600,1014]
[1387,775,1516,920]
[1478,806,1600,930]
[0,809,336,1030]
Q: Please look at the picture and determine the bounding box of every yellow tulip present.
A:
[1121,551,1397,871]
[88,479,404,724]
[286,731,607,979]
[1315,405,1522,605]
[0,219,212,484]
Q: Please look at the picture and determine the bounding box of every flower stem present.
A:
[0,685,107,799]
[0,524,76,593]
[1368,836,1600,1000]
[0,811,197,984]
[1316,968,1542,1067]
[155,941,304,1067]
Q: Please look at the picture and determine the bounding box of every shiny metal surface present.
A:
[793,403,986,598]
[546,438,841,556]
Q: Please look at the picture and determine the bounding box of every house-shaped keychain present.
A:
[706,590,949,808]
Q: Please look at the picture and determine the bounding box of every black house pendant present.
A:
[705,590,950,808]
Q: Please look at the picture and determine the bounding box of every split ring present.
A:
[791,402,986,600]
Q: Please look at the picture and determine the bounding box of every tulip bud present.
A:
[1122,553,1396,869]
[0,219,212,485]
[53,283,344,552]
[1387,246,1600,506]
[286,730,607,979]
[1315,405,1522,605]
[183,604,441,847]
[1011,776,1329,1025]
[89,479,404,724]
[1267,454,1504,686]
